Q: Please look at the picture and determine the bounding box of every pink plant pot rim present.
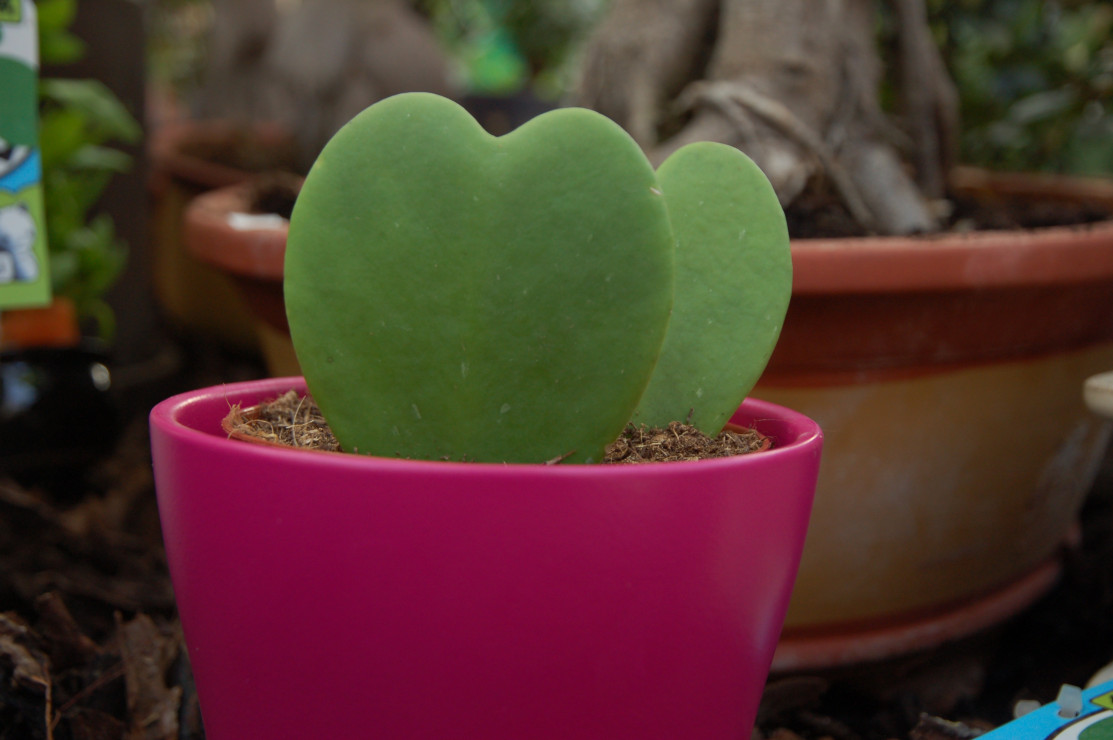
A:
[154,376,822,471]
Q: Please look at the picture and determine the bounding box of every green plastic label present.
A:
[0,0,51,309]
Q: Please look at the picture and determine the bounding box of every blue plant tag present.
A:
[0,0,51,309]
[977,682,1113,740]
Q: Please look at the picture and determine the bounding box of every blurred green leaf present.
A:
[38,32,85,65]
[69,145,134,173]
[416,0,608,97]
[1009,87,1077,124]
[38,107,88,168]
[35,0,78,32]
[32,8,141,338]
[40,79,142,144]
[36,0,85,64]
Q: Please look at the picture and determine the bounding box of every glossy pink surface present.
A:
[150,377,822,739]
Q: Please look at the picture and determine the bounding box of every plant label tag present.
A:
[0,0,51,309]
[977,682,1113,740]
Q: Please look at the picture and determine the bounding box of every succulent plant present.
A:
[284,92,790,463]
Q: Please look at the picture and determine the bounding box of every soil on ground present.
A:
[785,181,1113,239]
[2,356,1111,739]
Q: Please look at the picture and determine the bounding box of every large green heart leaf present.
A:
[633,142,792,434]
[285,93,675,463]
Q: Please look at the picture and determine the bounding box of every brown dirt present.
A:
[605,419,767,462]
[225,390,341,452]
[784,180,1113,239]
[224,390,768,462]
[247,174,300,220]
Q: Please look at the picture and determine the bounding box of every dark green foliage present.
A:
[37,0,141,337]
[930,0,1113,175]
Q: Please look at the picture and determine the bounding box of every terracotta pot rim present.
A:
[792,220,1113,294]
[184,165,1113,294]
[184,176,301,281]
[793,167,1113,294]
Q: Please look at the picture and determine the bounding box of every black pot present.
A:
[0,345,121,494]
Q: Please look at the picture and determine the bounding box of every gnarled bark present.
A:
[198,0,458,171]
[574,0,721,149]
[575,0,960,235]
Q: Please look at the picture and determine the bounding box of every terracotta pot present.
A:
[0,296,81,349]
[758,168,1113,670]
[182,174,300,375]
[150,377,822,739]
[148,120,298,351]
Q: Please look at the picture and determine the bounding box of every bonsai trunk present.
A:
[198,0,457,172]
[574,0,960,235]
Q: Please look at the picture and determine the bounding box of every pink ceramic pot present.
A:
[150,377,822,739]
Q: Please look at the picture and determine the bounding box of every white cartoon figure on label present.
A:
[0,135,33,180]
[0,202,39,283]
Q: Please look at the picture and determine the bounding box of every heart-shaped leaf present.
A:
[284,93,674,463]
[633,142,792,434]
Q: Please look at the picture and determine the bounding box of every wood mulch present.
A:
[3,397,1111,738]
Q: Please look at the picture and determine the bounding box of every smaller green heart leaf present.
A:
[284,93,675,463]
[634,141,792,434]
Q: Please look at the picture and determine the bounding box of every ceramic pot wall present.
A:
[758,169,1113,669]
[150,377,822,739]
[182,176,299,375]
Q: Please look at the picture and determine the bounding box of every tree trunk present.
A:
[574,0,959,235]
[199,0,458,171]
